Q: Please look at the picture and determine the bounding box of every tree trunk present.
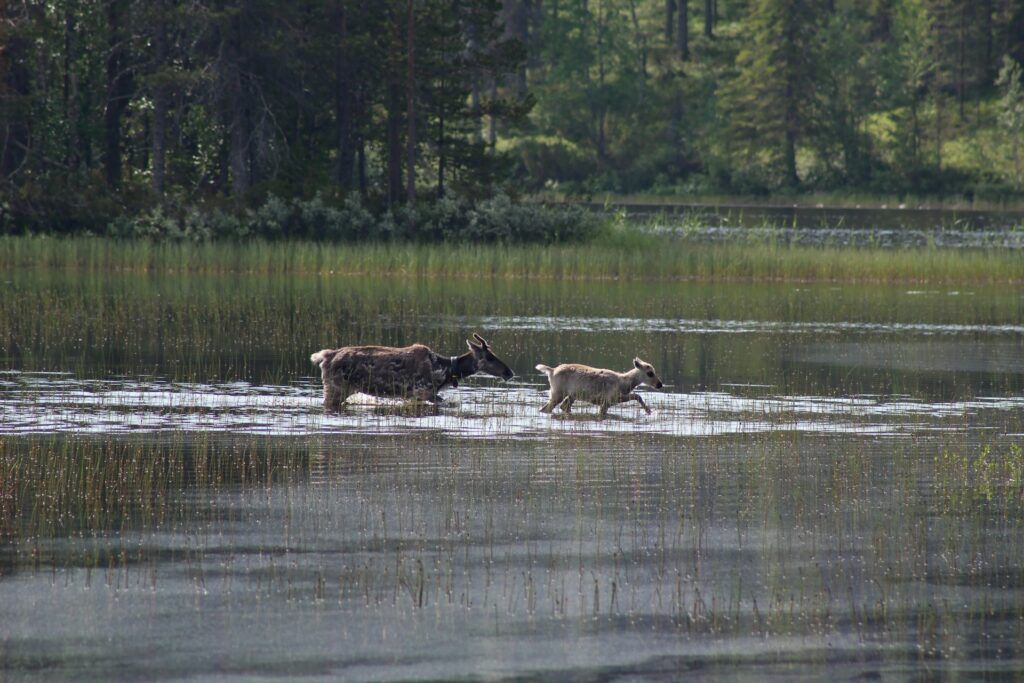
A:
[405,0,416,205]
[527,0,542,75]
[470,79,482,143]
[386,76,402,206]
[596,1,607,163]
[628,0,648,78]
[357,137,367,196]
[104,0,133,188]
[957,3,965,121]
[668,89,683,171]
[676,0,688,60]
[784,126,798,186]
[982,0,993,79]
[934,82,943,170]
[229,107,251,197]
[63,9,80,171]
[334,1,355,189]
[488,77,497,151]
[665,0,675,42]
[222,6,251,198]
[385,5,403,206]
[784,77,798,186]
[515,0,528,96]
[152,2,168,195]
[703,0,713,38]
[910,97,920,169]
[468,19,483,144]
[437,87,445,198]
[0,11,31,179]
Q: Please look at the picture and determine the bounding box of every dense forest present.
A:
[2,1,1024,237]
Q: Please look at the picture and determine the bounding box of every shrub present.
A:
[45,192,602,245]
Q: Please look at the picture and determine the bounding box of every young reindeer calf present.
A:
[535,358,664,418]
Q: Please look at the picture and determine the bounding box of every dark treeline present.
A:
[2,0,1024,236]
[0,1,533,234]
[522,0,1024,198]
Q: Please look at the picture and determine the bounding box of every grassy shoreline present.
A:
[3,234,1024,284]
[545,191,1024,213]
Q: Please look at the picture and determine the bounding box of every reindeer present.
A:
[535,358,664,418]
[310,333,514,410]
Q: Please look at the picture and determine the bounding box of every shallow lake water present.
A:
[1,270,1023,681]
[600,202,1024,248]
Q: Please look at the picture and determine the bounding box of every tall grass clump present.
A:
[0,435,309,553]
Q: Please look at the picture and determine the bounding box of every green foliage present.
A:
[5,0,1024,224]
[997,55,1024,190]
[92,194,599,244]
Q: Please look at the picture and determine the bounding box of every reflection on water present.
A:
[437,313,1024,336]
[1,271,1024,680]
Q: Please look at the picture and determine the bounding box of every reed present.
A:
[4,234,1024,284]
[3,430,1020,642]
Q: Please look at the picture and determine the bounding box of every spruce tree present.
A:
[725,0,824,186]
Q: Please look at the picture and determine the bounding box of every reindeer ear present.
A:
[467,339,481,352]
[633,358,642,369]
[473,333,489,349]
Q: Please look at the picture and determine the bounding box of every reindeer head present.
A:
[467,333,515,380]
[633,358,664,389]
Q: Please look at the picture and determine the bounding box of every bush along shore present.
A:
[5,192,1024,285]
[1,193,600,245]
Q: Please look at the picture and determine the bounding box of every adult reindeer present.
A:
[310,333,514,410]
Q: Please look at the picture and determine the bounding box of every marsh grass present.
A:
[4,234,1024,284]
[2,431,1021,653]
[0,435,309,551]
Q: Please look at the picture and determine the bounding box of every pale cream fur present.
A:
[535,358,663,417]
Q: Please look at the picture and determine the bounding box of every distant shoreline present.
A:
[543,193,1024,214]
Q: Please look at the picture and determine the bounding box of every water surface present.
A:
[2,270,1023,681]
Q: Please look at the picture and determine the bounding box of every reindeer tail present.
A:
[535,364,553,376]
[310,349,335,366]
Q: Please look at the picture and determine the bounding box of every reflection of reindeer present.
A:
[310,333,514,410]
[535,358,664,418]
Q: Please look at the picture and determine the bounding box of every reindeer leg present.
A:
[629,392,652,415]
[541,389,566,414]
[324,384,348,412]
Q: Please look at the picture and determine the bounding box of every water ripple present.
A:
[426,315,1024,336]
[2,372,1020,439]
